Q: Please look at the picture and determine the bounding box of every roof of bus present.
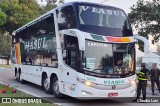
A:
[12,2,124,35]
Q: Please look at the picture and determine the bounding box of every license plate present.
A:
[108,93,118,97]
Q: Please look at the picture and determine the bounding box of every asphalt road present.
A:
[0,67,160,106]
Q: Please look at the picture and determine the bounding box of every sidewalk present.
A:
[148,81,151,85]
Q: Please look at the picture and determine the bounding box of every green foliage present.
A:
[0,9,7,27]
[128,0,160,51]
[0,0,41,34]
[0,0,57,56]
[41,3,57,14]
[0,32,11,56]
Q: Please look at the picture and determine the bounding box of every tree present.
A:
[0,9,7,27]
[41,2,57,14]
[58,0,64,5]
[0,32,11,56]
[40,0,58,14]
[0,0,58,57]
[128,0,160,51]
[136,57,142,65]
[0,0,41,34]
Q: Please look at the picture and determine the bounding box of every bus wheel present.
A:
[19,72,25,84]
[52,76,63,98]
[16,71,20,82]
[43,75,52,94]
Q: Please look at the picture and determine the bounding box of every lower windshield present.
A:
[82,40,135,77]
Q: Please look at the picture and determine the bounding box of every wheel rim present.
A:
[16,72,19,79]
[44,78,49,90]
[19,73,23,82]
[53,80,60,94]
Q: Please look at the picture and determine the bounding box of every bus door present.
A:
[60,35,79,94]
[64,46,78,94]
[66,47,78,68]
[66,46,78,81]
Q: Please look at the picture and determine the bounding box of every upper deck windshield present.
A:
[76,4,133,36]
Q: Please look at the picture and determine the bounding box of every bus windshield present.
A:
[77,4,133,36]
[82,40,135,77]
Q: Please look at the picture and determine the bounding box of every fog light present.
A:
[82,90,93,95]
[85,81,93,87]
[130,89,136,94]
[82,91,86,96]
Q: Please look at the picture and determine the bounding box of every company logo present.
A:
[80,6,125,17]
[112,85,116,90]
[23,35,55,52]
[104,80,125,85]
[86,77,96,82]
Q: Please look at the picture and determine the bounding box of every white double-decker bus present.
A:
[11,2,149,98]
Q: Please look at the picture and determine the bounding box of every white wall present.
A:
[0,59,11,65]
[142,52,160,68]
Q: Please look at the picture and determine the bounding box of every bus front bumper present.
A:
[76,82,136,98]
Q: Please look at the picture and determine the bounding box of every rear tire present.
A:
[16,71,20,82]
[52,76,63,98]
[19,71,25,84]
[42,75,52,94]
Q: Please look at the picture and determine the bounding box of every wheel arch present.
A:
[15,67,17,77]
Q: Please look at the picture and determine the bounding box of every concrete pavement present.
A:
[0,67,160,106]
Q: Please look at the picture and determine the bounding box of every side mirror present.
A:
[61,29,85,51]
[134,35,149,54]
[68,29,85,51]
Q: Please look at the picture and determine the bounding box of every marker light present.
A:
[105,37,131,42]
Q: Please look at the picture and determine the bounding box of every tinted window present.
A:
[76,4,133,37]
[113,43,135,75]
[82,40,135,77]
[57,5,76,30]
[15,14,58,67]
[60,34,79,70]
[82,40,113,74]
[79,5,130,29]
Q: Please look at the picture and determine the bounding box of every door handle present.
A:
[67,72,69,75]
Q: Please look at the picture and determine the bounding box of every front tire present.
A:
[42,75,52,94]
[52,76,63,98]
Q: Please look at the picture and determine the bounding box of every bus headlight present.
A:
[129,80,136,85]
[77,77,93,87]
[85,81,93,87]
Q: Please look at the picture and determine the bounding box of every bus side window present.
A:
[17,14,57,67]
[68,50,77,68]
[57,5,76,30]
[63,35,79,69]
